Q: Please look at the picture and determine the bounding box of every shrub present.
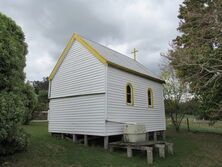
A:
[20,83,38,125]
[0,92,28,155]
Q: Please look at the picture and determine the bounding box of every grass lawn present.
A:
[167,116,222,134]
[1,122,222,167]
[182,117,222,134]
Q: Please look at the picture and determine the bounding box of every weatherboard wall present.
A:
[48,37,166,136]
[105,66,166,136]
[50,40,105,98]
[48,94,106,136]
[48,40,106,136]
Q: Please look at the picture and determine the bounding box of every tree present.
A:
[162,64,188,132]
[33,77,49,112]
[165,0,222,122]
[0,12,36,155]
[20,83,38,125]
[0,15,27,91]
[180,98,200,116]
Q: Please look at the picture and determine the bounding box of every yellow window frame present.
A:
[126,83,134,106]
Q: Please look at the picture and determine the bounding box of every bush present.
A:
[0,92,28,155]
[0,128,28,155]
[20,83,38,125]
[0,12,35,156]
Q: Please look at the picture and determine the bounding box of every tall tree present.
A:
[0,14,27,91]
[33,77,49,112]
[165,0,222,122]
[0,13,36,155]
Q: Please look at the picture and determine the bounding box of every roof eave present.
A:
[48,33,165,84]
[107,61,165,84]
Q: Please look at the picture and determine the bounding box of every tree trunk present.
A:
[187,118,190,132]
[175,125,180,132]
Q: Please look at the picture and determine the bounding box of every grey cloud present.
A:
[0,0,183,80]
[41,1,123,46]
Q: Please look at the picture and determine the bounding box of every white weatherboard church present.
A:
[48,33,166,149]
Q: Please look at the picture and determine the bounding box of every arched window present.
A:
[126,83,134,105]
[148,88,154,108]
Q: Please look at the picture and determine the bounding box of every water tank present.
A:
[123,123,146,143]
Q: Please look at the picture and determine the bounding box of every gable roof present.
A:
[49,33,165,84]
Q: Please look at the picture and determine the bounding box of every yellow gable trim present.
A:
[48,34,76,80]
[48,33,107,80]
[76,35,107,65]
[48,33,164,84]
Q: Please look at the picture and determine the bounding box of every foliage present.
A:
[0,92,28,155]
[33,77,49,112]
[162,65,189,132]
[165,0,222,122]
[0,14,27,91]
[20,83,38,125]
[33,77,49,93]
[180,98,201,115]
[0,12,35,155]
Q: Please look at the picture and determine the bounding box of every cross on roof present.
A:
[131,48,138,60]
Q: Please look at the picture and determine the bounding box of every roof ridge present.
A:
[79,35,159,78]
[79,35,134,60]
[49,33,164,83]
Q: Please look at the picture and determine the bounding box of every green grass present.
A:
[1,122,222,167]
[167,116,222,134]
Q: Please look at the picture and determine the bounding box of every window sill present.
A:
[126,103,134,106]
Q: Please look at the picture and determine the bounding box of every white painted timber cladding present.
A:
[48,38,166,136]
[49,40,106,136]
[50,41,105,98]
[106,66,166,135]
[48,94,105,136]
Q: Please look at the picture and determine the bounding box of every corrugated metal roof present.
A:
[82,36,163,82]
[49,33,164,83]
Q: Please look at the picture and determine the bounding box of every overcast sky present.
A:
[0,0,182,81]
